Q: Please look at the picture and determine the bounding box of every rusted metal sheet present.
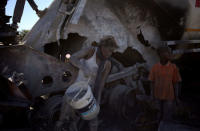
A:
[0,45,78,98]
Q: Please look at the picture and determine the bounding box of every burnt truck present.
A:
[1,0,200,131]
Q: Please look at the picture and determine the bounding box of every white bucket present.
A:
[66,81,100,120]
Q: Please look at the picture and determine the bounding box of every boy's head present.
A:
[99,36,118,58]
[157,46,171,61]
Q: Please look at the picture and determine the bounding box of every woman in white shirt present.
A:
[58,35,119,131]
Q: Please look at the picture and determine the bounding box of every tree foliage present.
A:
[18,30,30,42]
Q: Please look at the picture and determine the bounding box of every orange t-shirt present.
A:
[149,62,181,100]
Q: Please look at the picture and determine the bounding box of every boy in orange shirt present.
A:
[149,46,181,122]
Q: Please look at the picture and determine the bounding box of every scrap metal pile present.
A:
[0,44,156,131]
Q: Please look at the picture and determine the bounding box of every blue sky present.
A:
[6,0,54,31]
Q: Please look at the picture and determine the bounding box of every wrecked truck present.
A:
[0,44,150,130]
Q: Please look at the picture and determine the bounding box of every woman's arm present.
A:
[93,60,111,103]
[70,47,95,69]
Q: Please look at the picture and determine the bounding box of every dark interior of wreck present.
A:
[1,0,200,131]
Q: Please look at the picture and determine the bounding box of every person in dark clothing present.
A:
[11,0,46,29]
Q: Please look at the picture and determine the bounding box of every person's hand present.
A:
[10,72,25,86]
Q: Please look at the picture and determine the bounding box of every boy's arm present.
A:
[149,66,155,99]
[150,82,155,99]
[173,65,182,103]
[174,83,181,104]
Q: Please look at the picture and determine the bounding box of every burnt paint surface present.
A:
[106,0,188,40]
[112,47,145,67]
[0,45,78,98]
[44,33,86,61]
